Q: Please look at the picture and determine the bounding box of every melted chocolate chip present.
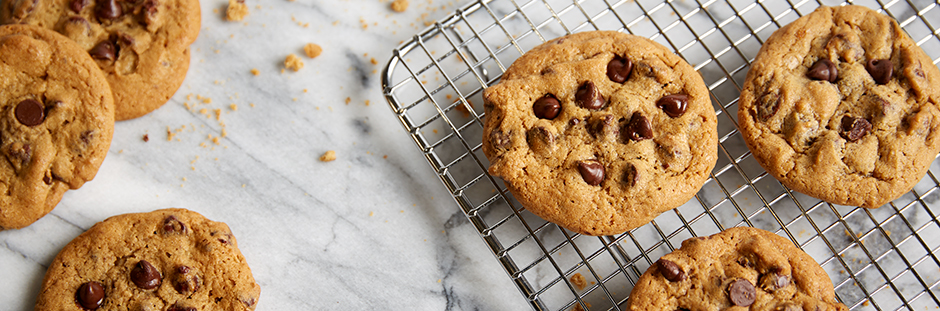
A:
[607,56,633,83]
[807,59,838,83]
[656,94,688,118]
[76,281,104,310]
[575,81,605,110]
[622,163,639,187]
[624,112,653,141]
[43,175,52,185]
[70,0,89,12]
[757,93,779,121]
[15,99,44,126]
[526,126,555,154]
[577,160,605,186]
[656,259,686,282]
[763,271,790,290]
[866,59,893,85]
[840,116,872,142]
[95,0,122,20]
[162,215,187,235]
[89,41,116,61]
[173,265,201,294]
[167,305,197,311]
[728,278,756,307]
[130,260,161,290]
[489,129,511,151]
[533,95,561,120]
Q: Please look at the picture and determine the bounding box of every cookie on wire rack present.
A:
[737,5,940,208]
[481,30,718,236]
[627,227,849,311]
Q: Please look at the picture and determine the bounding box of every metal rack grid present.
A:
[381,0,940,310]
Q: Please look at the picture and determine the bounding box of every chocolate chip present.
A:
[624,112,653,141]
[162,215,187,235]
[656,259,686,282]
[622,163,639,187]
[15,99,44,126]
[866,59,893,85]
[840,116,872,142]
[95,0,123,20]
[130,260,161,290]
[70,0,89,12]
[577,160,605,186]
[761,271,791,291]
[607,56,633,83]
[728,278,756,307]
[89,41,116,61]
[489,129,511,152]
[43,175,52,185]
[757,92,779,122]
[167,305,197,311]
[76,281,104,310]
[173,265,201,294]
[533,95,561,120]
[807,59,838,83]
[656,94,688,118]
[575,81,605,110]
[526,126,555,154]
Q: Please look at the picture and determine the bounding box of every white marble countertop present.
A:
[0,0,531,309]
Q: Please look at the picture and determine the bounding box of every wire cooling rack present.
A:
[381,0,940,310]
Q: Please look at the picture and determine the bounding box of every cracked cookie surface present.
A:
[482,31,717,236]
[737,5,940,208]
[36,208,261,311]
[0,24,114,230]
[627,227,849,311]
[1,0,201,120]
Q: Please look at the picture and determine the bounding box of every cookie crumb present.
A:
[391,0,409,12]
[284,54,304,71]
[570,273,587,291]
[142,134,149,142]
[225,0,249,21]
[250,68,260,76]
[320,150,337,162]
[304,43,322,58]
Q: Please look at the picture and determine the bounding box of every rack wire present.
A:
[381,0,940,310]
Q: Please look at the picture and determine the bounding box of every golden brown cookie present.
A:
[627,227,848,311]
[737,5,940,208]
[0,24,114,230]
[482,31,718,236]
[35,208,261,310]
[1,0,201,120]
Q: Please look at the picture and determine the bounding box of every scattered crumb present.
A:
[142,134,149,142]
[304,43,322,58]
[345,97,351,105]
[391,0,409,12]
[370,57,378,65]
[250,68,260,76]
[225,0,249,21]
[284,54,304,71]
[570,273,587,291]
[229,104,238,111]
[320,150,337,162]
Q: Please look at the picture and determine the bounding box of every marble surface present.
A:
[0,0,531,309]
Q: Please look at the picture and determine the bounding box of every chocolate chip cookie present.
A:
[627,227,848,310]
[1,0,201,120]
[737,5,940,208]
[0,24,114,230]
[35,208,261,310]
[482,30,718,236]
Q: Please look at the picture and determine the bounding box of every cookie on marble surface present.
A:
[0,24,114,230]
[627,227,848,311]
[482,30,718,236]
[1,0,201,120]
[737,5,940,208]
[35,208,261,310]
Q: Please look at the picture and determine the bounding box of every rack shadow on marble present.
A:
[381,0,940,310]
